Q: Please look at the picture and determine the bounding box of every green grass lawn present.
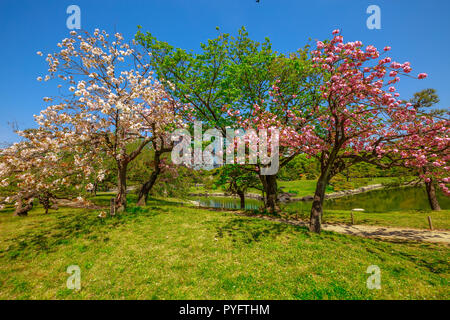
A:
[281,203,450,230]
[320,209,450,230]
[0,198,448,299]
[357,177,398,185]
[189,179,320,196]
[189,180,321,197]
[188,185,212,194]
[278,180,321,197]
[278,177,397,197]
[190,177,397,198]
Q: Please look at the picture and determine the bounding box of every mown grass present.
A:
[278,180,322,197]
[282,204,450,230]
[278,177,397,196]
[0,197,448,300]
[320,209,450,230]
[189,179,321,197]
[281,201,450,230]
[190,178,396,198]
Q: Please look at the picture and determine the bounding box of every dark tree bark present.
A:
[136,169,160,206]
[259,174,279,213]
[113,137,153,212]
[137,150,163,207]
[309,146,338,233]
[38,192,56,214]
[255,154,297,213]
[425,179,441,211]
[309,174,328,233]
[237,190,245,209]
[14,193,35,216]
[116,161,128,211]
[91,181,98,197]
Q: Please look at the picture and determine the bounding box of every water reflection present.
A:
[194,186,449,212]
[323,186,449,212]
[195,197,262,210]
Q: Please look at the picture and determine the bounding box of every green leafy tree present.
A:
[216,164,261,209]
[135,27,320,211]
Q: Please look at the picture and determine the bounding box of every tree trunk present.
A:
[259,174,279,213]
[425,179,441,211]
[38,192,52,214]
[309,174,328,233]
[116,161,128,212]
[93,181,98,197]
[14,193,34,217]
[136,151,162,207]
[137,171,160,206]
[237,190,245,209]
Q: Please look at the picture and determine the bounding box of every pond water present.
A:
[323,186,450,212]
[193,186,450,212]
[194,197,262,210]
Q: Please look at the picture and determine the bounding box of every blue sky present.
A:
[0,0,449,143]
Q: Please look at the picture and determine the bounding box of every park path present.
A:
[233,212,450,244]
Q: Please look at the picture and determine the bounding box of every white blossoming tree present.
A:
[0,128,102,215]
[35,29,183,211]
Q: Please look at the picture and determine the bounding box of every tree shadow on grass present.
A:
[146,197,186,207]
[0,207,159,260]
[215,217,296,244]
[374,244,448,274]
[362,238,449,274]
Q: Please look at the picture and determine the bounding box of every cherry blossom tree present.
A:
[298,30,440,232]
[228,98,316,212]
[397,115,450,210]
[0,128,100,215]
[35,29,183,211]
[404,89,449,210]
[243,30,436,232]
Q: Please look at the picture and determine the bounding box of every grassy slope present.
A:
[0,198,448,300]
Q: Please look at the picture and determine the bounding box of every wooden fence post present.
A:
[350,208,364,225]
[428,216,433,230]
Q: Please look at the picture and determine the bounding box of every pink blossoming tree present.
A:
[245,30,440,232]
[301,30,441,232]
